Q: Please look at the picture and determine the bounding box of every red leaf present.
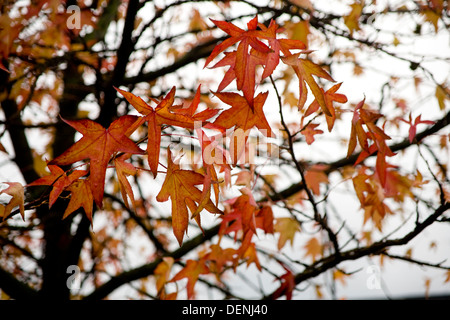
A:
[272,265,296,300]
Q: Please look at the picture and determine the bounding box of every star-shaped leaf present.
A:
[0,182,24,221]
[49,115,144,208]
[156,150,223,246]
[281,53,335,114]
[28,164,87,208]
[63,178,94,223]
[213,91,275,163]
[116,86,218,177]
[170,258,209,299]
[114,153,137,210]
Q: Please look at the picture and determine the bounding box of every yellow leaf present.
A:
[154,257,174,294]
[392,36,400,46]
[435,84,448,110]
[444,270,450,283]
[315,284,323,299]
[333,269,348,286]
[274,217,301,250]
[421,8,440,32]
[344,2,364,35]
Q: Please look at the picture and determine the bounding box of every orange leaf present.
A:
[255,205,274,234]
[114,153,137,210]
[281,53,335,114]
[156,150,222,245]
[170,85,220,122]
[0,182,24,220]
[206,244,238,274]
[154,257,174,295]
[171,259,209,299]
[219,194,256,240]
[49,116,144,208]
[63,179,94,224]
[206,16,305,104]
[304,237,322,261]
[304,165,329,195]
[213,91,275,163]
[116,87,217,177]
[305,82,347,131]
[301,122,323,145]
[28,164,87,208]
[205,16,270,104]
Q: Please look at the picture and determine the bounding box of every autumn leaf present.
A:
[196,128,230,201]
[304,82,348,131]
[344,2,364,35]
[274,217,301,250]
[156,150,222,246]
[170,85,220,123]
[0,182,24,220]
[154,257,174,296]
[63,178,94,223]
[27,164,87,208]
[333,269,349,286]
[116,86,217,177]
[304,165,329,195]
[304,237,322,261]
[352,170,392,231]
[281,53,335,114]
[206,244,238,275]
[114,153,137,210]
[219,194,252,240]
[255,205,274,234]
[242,242,261,271]
[347,99,395,186]
[171,258,209,299]
[213,91,275,163]
[435,84,448,110]
[206,16,306,104]
[272,265,296,300]
[211,49,266,103]
[204,16,271,103]
[49,116,144,208]
[401,114,435,143]
[301,121,323,145]
[257,19,307,78]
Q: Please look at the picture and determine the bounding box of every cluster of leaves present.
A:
[0,0,449,300]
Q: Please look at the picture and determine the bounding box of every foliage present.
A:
[0,0,449,300]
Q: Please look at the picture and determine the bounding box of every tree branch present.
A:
[0,266,39,299]
[264,201,450,299]
[83,224,220,300]
[267,109,450,202]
